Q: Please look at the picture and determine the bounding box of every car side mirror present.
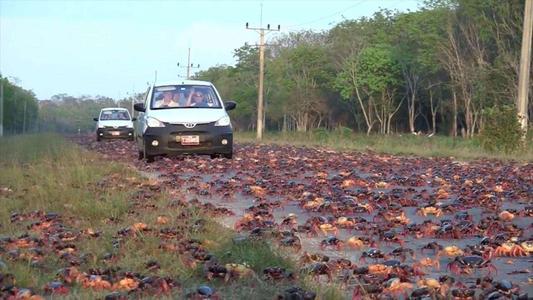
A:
[131,117,137,121]
[224,101,237,111]
[93,117,98,121]
[134,103,146,112]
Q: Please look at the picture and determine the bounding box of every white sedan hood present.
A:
[147,108,227,124]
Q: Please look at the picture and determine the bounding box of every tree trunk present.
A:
[452,90,458,137]
[355,86,373,135]
[429,89,437,135]
[407,84,417,133]
[465,97,473,138]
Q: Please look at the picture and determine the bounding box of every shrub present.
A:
[479,105,524,154]
[312,127,329,142]
[335,126,354,139]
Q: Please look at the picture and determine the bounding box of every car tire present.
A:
[210,154,218,159]
[223,152,233,159]
[96,135,101,142]
[137,149,144,160]
[143,145,155,163]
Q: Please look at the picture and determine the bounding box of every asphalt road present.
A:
[79,137,533,299]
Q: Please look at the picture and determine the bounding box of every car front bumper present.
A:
[97,127,134,139]
[142,123,233,156]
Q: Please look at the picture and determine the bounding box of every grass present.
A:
[0,133,342,299]
[235,130,533,162]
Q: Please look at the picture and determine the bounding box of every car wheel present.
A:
[96,135,101,142]
[137,149,144,160]
[223,152,233,159]
[143,145,155,163]
[210,154,218,159]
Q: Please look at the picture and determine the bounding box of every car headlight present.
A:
[146,117,165,127]
[215,116,231,127]
[126,124,134,128]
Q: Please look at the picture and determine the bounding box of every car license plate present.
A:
[110,131,120,136]
[180,135,199,145]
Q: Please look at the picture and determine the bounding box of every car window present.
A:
[100,110,131,120]
[151,85,221,109]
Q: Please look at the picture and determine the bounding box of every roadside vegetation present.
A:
[0,134,341,299]
[235,131,533,162]
[3,1,531,154]
[196,0,532,153]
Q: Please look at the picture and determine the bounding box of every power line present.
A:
[285,0,367,30]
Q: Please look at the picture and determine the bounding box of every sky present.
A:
[0,0,421,100]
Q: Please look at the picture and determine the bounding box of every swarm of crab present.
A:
[50,138,533,298]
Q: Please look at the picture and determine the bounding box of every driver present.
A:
[186,89,206,107]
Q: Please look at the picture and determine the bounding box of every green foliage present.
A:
[285,44,335,91]
[312,127,329,142]
[310,126,354,145]
[356,45,401,94]
[0,77,39,134]
[335,126,354,138]
[195,45,260,130]
[0,133,133,219]
[479,105,524,154]
[16,0,531,136]
[30,91,144,134]
[335,54,358,101]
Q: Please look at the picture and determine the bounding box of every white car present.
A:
[93,108,135,141]
[133,80,236,162]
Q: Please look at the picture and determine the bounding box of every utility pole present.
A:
[518,0,533,137]
[246,19,280,141]
[0,79,3,137]
[130,89,135,117]
[23,101,27,134]
[177,48,200,79]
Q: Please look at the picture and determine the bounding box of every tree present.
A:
[195,45,261,131]
[183,0,533,140]
[0,76,39,134]
[336,44,402,134]
[38,94,117,133]
[276,44,334,132]
[393,8,447,133]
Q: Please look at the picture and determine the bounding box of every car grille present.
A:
[165,123,216,149]
[166,122,216,130]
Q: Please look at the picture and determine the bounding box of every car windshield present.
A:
[151,85,221,109]
[100,110,130,120]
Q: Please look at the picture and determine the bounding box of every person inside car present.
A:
[118,111,130,120]
[155,91,179,108]
[186,89,207,107]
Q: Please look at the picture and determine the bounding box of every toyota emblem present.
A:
[184,123,196,128]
